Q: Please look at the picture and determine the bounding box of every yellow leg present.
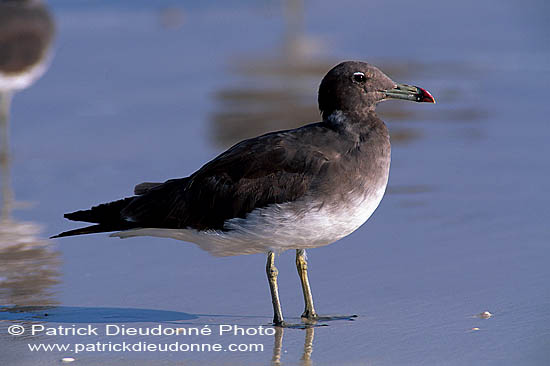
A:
[266,251,284,326]
[296,249,317,319]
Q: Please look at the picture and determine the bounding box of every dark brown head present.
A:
[318,61,435,119]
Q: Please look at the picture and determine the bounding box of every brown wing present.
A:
[120,127,330,230]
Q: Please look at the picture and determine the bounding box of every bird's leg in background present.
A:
[0,91,13,221]
[296,249,318,320]
[266,251,284,326]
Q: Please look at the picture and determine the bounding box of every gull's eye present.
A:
[353,72,367,83]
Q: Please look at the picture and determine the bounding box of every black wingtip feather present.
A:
[63,197,135,224]
[64,210,92,222]
[55,197,139,238]
[50,224,112,239]
[51,222,139,239]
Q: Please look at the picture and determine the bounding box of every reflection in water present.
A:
[212,58,484,149]
[210,0,333,148]
[0,107,61,307]
[0,221,61,307]
[301,326,314,366]
[0,0,59,309]
[158,6,185,30]
[271,327,283,365]
[211,2,486,151]
[0,306,196,323]
[272,326,314,366]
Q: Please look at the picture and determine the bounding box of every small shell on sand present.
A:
[477,311,492,319]
[61,358,75,363]
[471,327,480,331]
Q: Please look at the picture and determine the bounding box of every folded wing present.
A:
[53,126,331,237]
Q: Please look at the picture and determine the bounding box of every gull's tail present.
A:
[51,197,138,238]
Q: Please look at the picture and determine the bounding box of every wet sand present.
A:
[1,0,549,365]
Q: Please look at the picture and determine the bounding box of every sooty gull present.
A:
[0,0,55,93]
[53,61,435,326]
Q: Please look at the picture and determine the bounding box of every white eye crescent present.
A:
[353,72,366,83]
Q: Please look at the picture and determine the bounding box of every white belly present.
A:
[0,52,52,92]
[112,183,388,257]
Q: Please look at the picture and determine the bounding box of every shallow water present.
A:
[1,0,549,365]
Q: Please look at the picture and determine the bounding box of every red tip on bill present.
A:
[419,87,436,103]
